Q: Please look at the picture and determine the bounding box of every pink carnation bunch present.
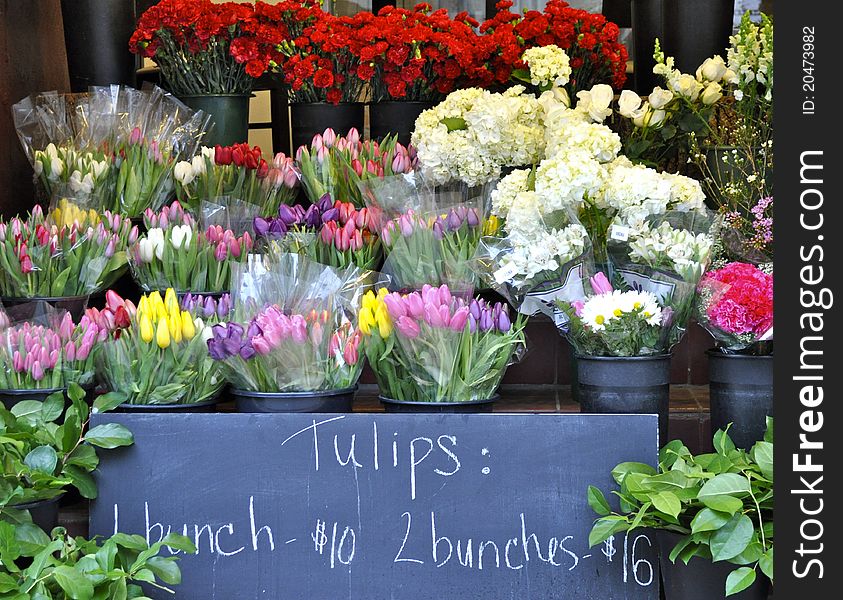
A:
[698,262,773,349]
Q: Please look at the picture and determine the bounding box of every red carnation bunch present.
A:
[130,0,287,96]
[697,262,773,352]
[478,0,628,93]
[351,4,488,102]
[276,6,368,104]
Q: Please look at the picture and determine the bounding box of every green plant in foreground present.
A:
[0,385,133,507]
[0,525,195,600]
[587,419,773,596]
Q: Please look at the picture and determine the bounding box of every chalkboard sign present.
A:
[90,413,660,600]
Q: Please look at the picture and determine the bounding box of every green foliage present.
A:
[0,384,133,507]
[587,421,773,596]
[0,525,195,600]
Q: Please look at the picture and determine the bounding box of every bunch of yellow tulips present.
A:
[49,198,101,228]
[99,288,224,406]
[358,288,392,340]
[136,289,196,349]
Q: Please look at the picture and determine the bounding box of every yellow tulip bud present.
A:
[377,287,388,299]
[139,313,154,343]
[359,307,374,335]
[375,304,392,339]
[361,291,377,311]
[155,318,170,349]
[164,288,179,313]
[168,314,183,344]
[483,215,501,236]
[181,311,196,340]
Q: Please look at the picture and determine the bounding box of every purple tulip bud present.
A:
[278,204,299,225]
[268,219,287,235]
[31,360,45,381]
[467,208,480,227]
[398,214,414,237]
[433,219,444,241]
[203,297,216,318]
[217,295,231,318]
[479,310,494,332]
[321,207,339,223]
[303,205,322,228]
[469,299,481,321]
[447,210,462,231]
[128,225,139,245]
[496,310,512,333]
[105,237,117,258]
[240,343,256,360]
[254,217,270,237]
[317,194,334,212]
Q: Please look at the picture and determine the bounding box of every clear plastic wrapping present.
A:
[360,173,489,295]
[210,253,374,392]
[358,284,527,403]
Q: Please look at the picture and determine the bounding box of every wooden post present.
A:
[0,0,70,218]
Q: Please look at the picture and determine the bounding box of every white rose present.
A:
[170,224,192,251]
[672,74,703,101]
[649,109,667,127]
[577,84,614,123]
[696,56,728,82]
[648,87,673,110]
[173,161,195,186]
[701,82,723,105]
[146,228,166,261]
[617,90,643,118]
[631,102,651,128]
[722,69,738,85]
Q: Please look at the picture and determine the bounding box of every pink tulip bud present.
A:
[215,241,227,261]
[351,159,364,177]
[351,229,363,251]
[343,336,359,365]
[572,300,586,317]
[76,341,92,361]
[13,351,24,372]
[64,340,76,362]
[128,225,139,245]
[450,307,470,331]
[31,360,45,381]
[395,316,420,338]
[59,313,74,340]
[590,272,613,295]
[322,128,336,148]
[105,237,117,258]
[129,126,143,145]
[228,237,241,258]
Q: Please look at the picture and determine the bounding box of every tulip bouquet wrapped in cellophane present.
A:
[361,173,491,294]
[88,85,210,216]
[474,204,592,326]
[296,128,417,208]
[98,289,224,405]
[255,195,383,271]
[0,303,104,390]
[607,210,714,349]
[174,144,300,214]
[129,202,253,293]
[696,262,773,355]
[0,205,135,298]
[213,254,371,392]
[555,271,675,357]
[360,284,527,403]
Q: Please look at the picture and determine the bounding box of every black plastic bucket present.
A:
[113,398,221,413]
[9,496,64,533]
[658,530,771,599]
[707,350,773,449]
[576,354,671,443]
[0,387,65,411]
[379,395,498,414]
[232,386,357,413]
[368,101,433,145]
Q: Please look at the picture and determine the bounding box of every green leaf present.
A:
[690,508,731,534]
[751,441,774,481]
[66,383,86,403]
[587,486,612,516]
[588,516,629,547]
[713,429,737,455]
[667,536,693,563]
[650,491,681,519]
[611,462,657,485]
[710,514,754,562]
[53,565,95,599]
[61,410,83,454]
[763,417,774,443]
[132,568,156,584]
[92,392,128,415]
[111,534,149,551]
[108,578,128,600]
[725,566,757,596]
[440,117,467,132]
[0,572,19,593]
[698,473,751,514]
[759,548,773,581]
[23,446,58,475]
[65,445,99,471]
[84,423,134,449]
[10,401,44,422]
[65,465,98,499]
[40,393,65,423]
[146,556,182,585]
[159,533,196,554]
[13,522,50,556]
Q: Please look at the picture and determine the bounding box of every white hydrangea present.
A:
[412,87,545,187]
[534,149,606,212]
[545,118,621,164]
[580,289,663,331]
[601,163,674,227]
[522,45,572,88]
[661,172,707,212]
[627,221,714,282]
[491,169,532,219]
[504,190,545,240]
